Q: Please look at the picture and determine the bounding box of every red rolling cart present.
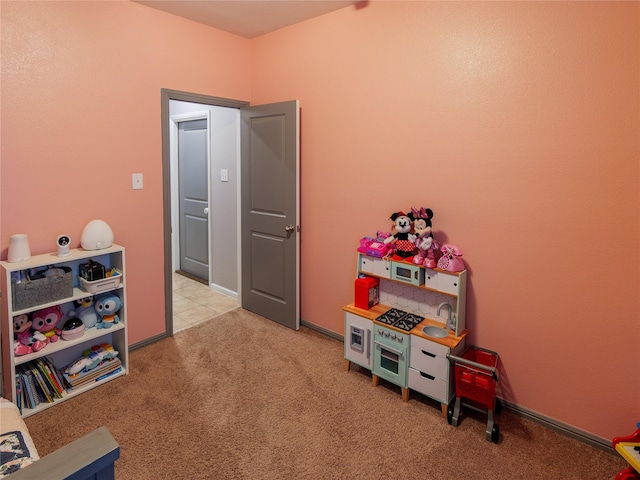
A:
[447,346,501,443]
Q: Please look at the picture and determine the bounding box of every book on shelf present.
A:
[38,358,58,393]
[19,371,34,409]
[17,365,40,408]
[16,356,71,410]
[15,374,22,414]
[35,359,62,399]
[15,348,123,411]
[30,365,53,403]
[43,356,66,394]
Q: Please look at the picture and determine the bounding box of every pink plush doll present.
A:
[411,207,441,268]
[31,305,63,345]
[13,314,48,356]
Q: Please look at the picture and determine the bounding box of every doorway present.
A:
[162,89,248,335]
[162,89,300,336]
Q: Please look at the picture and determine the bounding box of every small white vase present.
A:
[7,234,31,262]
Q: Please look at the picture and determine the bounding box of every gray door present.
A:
[241,101,300,330]
[178,119,209,281]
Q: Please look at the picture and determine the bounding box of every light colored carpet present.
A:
[25,308,626,479]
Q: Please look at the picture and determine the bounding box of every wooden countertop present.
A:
[343,303,468,349]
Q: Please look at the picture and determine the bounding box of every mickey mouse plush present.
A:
[384,211,417,259]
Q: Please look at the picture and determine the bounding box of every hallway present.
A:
[172,273,239,332]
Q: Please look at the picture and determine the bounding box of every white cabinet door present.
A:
[437,272,462,295]
[360,255,390,279]
[423,268,438,290]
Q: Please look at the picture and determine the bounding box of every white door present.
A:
[240,101,300,330]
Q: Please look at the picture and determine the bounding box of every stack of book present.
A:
[62,356,122,391]
[15,357,67,412]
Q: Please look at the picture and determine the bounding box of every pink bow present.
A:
[411,206,428,219]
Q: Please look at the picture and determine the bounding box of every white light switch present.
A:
[132,173,143,190]
[220,169,229,182]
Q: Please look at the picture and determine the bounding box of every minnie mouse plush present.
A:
[384,211,417,259]
[13,314,48,356]
[411,207,441,268]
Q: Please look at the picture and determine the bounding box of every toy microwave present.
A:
[390,261,425,286]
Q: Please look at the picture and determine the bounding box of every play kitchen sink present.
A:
[422,325,448,338]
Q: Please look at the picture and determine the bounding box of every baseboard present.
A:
[209,283,238,299]
[500,400,614,453]
[311,324,615,454]
[130,332,168,351]
[301,319,343,341]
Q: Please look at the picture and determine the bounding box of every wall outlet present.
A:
[220,169,229,182]
[132,173,143,190]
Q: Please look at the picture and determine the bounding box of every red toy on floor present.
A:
[612,422,640,480]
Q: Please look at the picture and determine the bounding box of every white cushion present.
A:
[0,398,39,478]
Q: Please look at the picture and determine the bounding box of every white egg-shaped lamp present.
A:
[80,220,114,250]
[7,234,31,262]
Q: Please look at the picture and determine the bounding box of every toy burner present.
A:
[375,308,423,332]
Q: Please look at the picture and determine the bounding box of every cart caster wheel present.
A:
[447,407,453,425]
[490,424,500,443]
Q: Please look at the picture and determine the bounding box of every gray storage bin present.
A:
[12,266,73,311]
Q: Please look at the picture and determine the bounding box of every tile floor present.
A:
[172,272,239,333]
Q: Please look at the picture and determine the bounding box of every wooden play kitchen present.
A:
[344,250,501,443]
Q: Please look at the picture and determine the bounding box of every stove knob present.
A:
[378,328,383,335]
[398,336,403,343]
[390,333,396,340]
[384,331,390,337]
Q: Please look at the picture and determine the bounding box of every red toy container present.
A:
[454,347,498,410]
[354,275,379,310]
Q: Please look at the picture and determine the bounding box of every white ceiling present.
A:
[134,1,357,39]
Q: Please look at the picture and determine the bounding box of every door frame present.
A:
[170,111,211,281]
[161,89,249,336]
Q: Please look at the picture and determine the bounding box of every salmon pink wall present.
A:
[250,2,639,440]
[2,0,638,444]
[1,1,250,344]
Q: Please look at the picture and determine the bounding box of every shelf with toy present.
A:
[10,283,124,317]
[13,331,127,418]
[7,247,125,316]
[1,244,125,274]
[18,363,126,418]
[1,244,129,417]
[13,322,126,367]
[358,254,465,297]
[354,208,468,336]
